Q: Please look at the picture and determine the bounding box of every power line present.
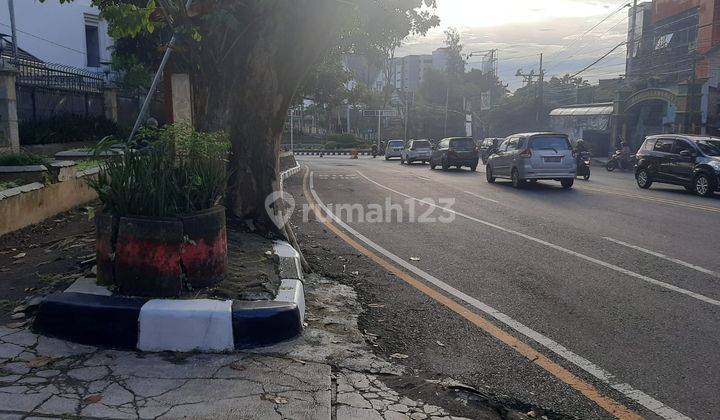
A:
[570,42,627,78]
[545,1,631,63]
[546,13,630,73]
[0,20,88,56]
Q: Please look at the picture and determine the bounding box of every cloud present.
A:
[399,0,629,90]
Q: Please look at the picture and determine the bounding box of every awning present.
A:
[549,104,614,117]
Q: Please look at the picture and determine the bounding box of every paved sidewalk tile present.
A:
[0,328,331,419]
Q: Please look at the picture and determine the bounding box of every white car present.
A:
[401,139,432,165]
[385,140,405,160]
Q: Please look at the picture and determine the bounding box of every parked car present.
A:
[485,132,577,189]
[385,140,405,160]
[430,137,479,171]
[401,139,432,165]
[478,138,504,164]
[635,134,720,197]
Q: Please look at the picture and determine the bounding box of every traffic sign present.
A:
[363,110,398,118]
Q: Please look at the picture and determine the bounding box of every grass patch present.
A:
[0,180,19,191]
[76,159,101,172]
[0,152,48,166]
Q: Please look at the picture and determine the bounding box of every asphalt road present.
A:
[288,156,720,420]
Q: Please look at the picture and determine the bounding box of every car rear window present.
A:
[413,141,431,148]
[529,136,570,151]
[449,138,474,150]
[388,141,404,148]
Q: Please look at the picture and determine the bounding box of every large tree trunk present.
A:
[189,1,345,231]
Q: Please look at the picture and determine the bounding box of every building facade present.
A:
[368,47,451,94]
[617,0,720,148]
[0,0,113,70]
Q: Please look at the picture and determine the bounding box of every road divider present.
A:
[304,166,688,420]
[356,170,720,308]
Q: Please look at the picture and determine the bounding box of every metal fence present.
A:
[12,57,105,93]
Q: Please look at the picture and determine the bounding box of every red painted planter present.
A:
[95,213,116,287]
[94,206,228,298]
[115,216,185,297]
[180,206,228,289]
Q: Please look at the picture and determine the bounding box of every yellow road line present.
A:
[301,166,642,420]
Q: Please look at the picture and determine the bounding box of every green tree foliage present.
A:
[46,0,439,227]
[443,27,465,79]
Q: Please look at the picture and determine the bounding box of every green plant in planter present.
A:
[88,124,230,218]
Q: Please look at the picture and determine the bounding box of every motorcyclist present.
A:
[620,141,632,169]
[575,139,590,155]
[575,139,591,177]
[371,143,378,158]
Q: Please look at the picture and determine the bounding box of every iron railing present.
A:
[3,55,105,93]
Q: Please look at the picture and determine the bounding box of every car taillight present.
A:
[520,149,532,158]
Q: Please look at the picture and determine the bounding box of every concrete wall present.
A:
[0,0,113,70]
[0,173,97,236]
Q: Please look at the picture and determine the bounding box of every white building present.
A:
[0,0,113,70]
[373,47,451,94]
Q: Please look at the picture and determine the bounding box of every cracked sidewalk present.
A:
[0,273,475,419]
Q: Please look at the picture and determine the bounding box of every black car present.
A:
[478,138,504,164]
[635,134,720,197]
[430,137,479,171]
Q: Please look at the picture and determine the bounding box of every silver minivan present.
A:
[485,132,577,189]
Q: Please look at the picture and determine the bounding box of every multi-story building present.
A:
[0,0,113,70]
[616,0,720,146]
[370,47,451,94]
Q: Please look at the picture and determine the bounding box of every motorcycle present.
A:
[606,151,636,172]
[576,151,591,180]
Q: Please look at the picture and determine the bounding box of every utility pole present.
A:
[8,0,18,64]
[377,114,381,147]
[346,105,351,134]
[404,94,409,142]
[627,0,638,75]
[537,53,544,124]
[289,108,294,152]
[443,85,449,137]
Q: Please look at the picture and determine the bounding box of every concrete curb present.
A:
[33,160,306,353]
[33,239,306,353]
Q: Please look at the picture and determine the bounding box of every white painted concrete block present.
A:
[273,240,299,259]
[138,299,234,352]
[276,279,305,324]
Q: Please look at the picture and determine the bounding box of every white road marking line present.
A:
[462,190,500,204]
[356,170,720,308]
[604,237,720,279]
[309,171,689,420]
[403,172,499,204]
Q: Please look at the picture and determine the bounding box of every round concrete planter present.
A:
[95,206,227,297]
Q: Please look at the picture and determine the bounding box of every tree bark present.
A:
[184,1,346,231]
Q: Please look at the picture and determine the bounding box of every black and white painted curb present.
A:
[34,162,306,353]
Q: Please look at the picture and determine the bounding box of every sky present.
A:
[397,0,631,90]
